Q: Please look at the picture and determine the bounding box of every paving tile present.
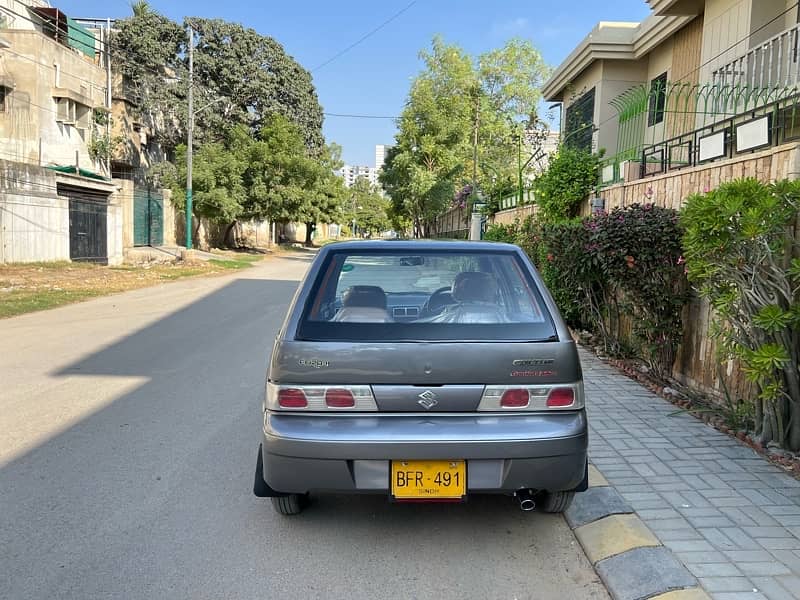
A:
[656,528,706,542]
[742,527,795,539]
[723,550,778,562]
[747,577,798,600]
[688,562,743,578]
[708,593,766,600]
[697,577,757,593]
[719,528,763,550]
[735,561,792,577]
[664,539,717,553]
[678,551,734,565]
[756,538,800,551]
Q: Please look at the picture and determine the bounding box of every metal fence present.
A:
[637,91,800,178]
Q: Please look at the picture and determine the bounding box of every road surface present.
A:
[0,255,608,600]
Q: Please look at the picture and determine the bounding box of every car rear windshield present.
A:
[296,249,558,342]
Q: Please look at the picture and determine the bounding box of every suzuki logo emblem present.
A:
[417,390,439,410]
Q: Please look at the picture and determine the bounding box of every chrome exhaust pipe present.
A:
[515,489,536,512]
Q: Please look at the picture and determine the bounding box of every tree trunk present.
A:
[223,220,240,248]
[304,222,315,247]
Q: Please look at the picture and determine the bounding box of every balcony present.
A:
[712,23,800,94]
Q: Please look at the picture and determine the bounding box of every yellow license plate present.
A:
[391,460,466,499]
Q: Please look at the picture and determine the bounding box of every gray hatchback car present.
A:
[254,240,587,515]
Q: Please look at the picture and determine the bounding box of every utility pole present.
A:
[471,89,480,201]
[185,24,194,250]
[105,18,112,176]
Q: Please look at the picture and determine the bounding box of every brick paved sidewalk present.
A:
[583,349,800,600]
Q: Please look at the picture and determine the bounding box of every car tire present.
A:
[539,490,575,513]
[271,494,307,516]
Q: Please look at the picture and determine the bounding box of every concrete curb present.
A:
[568,464,711,600]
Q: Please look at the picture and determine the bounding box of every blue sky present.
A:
[61,0,651,166]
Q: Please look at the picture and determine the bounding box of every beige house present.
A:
[543,0,800,186]
[0,1,123,263]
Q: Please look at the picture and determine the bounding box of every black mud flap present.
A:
[573,460,589,493]
[253,443,288,498]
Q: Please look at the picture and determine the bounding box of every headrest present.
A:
[342,285,387,309]
[452,272,496,303]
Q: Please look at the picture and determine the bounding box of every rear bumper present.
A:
[261,411,588,494]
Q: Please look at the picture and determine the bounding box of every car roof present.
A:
[319,240,520,252]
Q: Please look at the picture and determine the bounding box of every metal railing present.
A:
[638,92,800,178]
[713,23,800,93]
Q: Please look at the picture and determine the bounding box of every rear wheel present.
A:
[539,490,575,513]
[271,494,308,516]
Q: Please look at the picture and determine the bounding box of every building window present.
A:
[0,86,7,112]
[648,73,668,127]
[564,87,595,153]
[55,97,91,129]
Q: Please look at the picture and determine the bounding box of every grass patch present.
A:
[208,255,262,270]
[0,251,264,318]
[0,289,105,319]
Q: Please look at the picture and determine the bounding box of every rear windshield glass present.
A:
[297,249,557,342]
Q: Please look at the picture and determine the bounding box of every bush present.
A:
[589,204,687,376]
[483,222,520,244]
[534,146,600,222]
[509,205,687,376]
[682,178,800,451]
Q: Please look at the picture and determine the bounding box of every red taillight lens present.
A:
[278,388,308,408]
[325,388,355,408]
[547,387,575,408]
[501,389,530,408]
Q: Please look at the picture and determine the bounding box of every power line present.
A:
[324,112,398,120]
[311,0,418,72]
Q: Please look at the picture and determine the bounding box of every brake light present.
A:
[500,389,530,408]
[547,387,575,407]
[278,388,308,408]
[267,383,377,411]
[478,383,584,411]
[326,388,355,408]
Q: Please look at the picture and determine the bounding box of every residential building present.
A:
[543,0,800,188]
[0,0,109,171]
[0,1,125,264]
[337,164,379,188]
[375,144,392,170]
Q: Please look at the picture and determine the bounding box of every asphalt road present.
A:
[0,255,608,600]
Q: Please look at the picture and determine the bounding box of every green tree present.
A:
[348,178,391,236]
[682,179,800,451]
[112,6,324,154]
[381,37,552,232]
[188,18,324,152]
[111,1,187,150]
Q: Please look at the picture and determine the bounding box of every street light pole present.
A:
[517,131,524,206]
[185,24,194,250]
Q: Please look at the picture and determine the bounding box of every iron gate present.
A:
[59,184,109,264]
[133,188,164,246]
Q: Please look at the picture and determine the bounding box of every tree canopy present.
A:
[380,37,552,236]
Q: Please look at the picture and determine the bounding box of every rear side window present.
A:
[297,250,557,342]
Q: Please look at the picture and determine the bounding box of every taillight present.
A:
[547,387,575,408]
[478,383,584,411]
[267,383,377,411]
[278,388,307,408]
[325,388,355,408]
[500,389,530,408]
